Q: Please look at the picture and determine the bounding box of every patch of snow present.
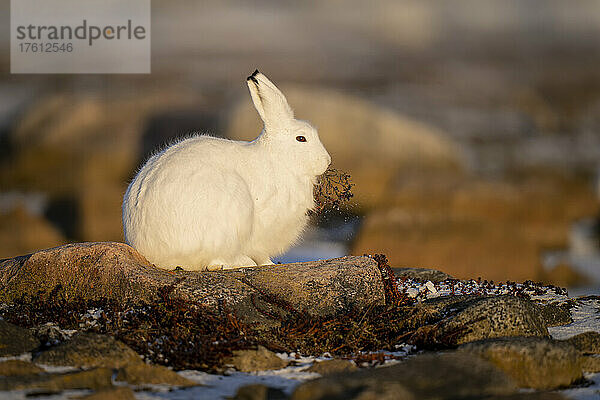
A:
[36,364,80,374]
[136,369,316,400]
[560,372,600,400]
[549,298,600,340]
[0,353,32,363]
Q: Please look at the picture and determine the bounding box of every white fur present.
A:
[122,71,331,270]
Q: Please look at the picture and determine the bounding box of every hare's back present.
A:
[125,136,254,257]
[139,135,251,203]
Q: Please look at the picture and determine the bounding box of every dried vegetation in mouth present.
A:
[313,167,355,214]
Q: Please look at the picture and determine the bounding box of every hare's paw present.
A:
[207,256,257,271]
[253,257,273,266]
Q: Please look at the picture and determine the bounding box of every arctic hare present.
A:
[122,70,331,270]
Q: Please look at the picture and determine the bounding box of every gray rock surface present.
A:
[227,346,289,372]
[460,337,582,390]
[33,332,140,368]
[0,320,39,356]
[392,267,453,283]
[407,295,549,347]
[291,351,517,400]
[0,242,386,327]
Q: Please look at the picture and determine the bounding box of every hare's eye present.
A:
[296,136,307,142]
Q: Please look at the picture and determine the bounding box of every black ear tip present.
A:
[247,69,260,82]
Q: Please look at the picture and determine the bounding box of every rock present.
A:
[0,367,113,391]
[540,262,589,288]
[291,351,516,400]
[0,242,386,328]
[484,394,567,400]
[392,267,453,283]
[460,337,582,390]
[564,331,600,354]
[0,360,44,376]
[580,355,600,373]
[115,362,197,387]
[33,332,140,368]
[81,387,136,400]
[0,205,66,260]
[227,346,289,372]
[406,295,549,348]
[30,322,73,346]
[538,302,573,327]
[234,384,287,400]
[0,320,40,356]
[226,86,464,209]
[5,91,200,242]
[306,359,357,375]
[352,177,598,284]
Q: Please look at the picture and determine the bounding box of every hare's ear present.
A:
[247,70,294,129]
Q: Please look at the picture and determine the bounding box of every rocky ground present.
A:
[0,244,599,399]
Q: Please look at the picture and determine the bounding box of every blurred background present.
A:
[1,0,600,291]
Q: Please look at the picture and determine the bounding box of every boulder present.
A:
[484,394,567,400]
[115,363,197,387]
[291,351,517,400]
[33,332,140,368]
[81,387,136,400]
[0,242,386,328]
[352,176,598,284]
[460,337,582,390]
[226,86,464,209]
[564,331,600,354]
[0,367,113,392]
[0,320,40,356]
[4,91,201,243]
[226,346,289,372]
[306,359,357,375]
[30,322,73,346]
[0,205,65,261]
[233,384,287,400]
[405,295,548,348]
[538,302,573,327]
[580,355,600,373]
[0,360,44,376]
